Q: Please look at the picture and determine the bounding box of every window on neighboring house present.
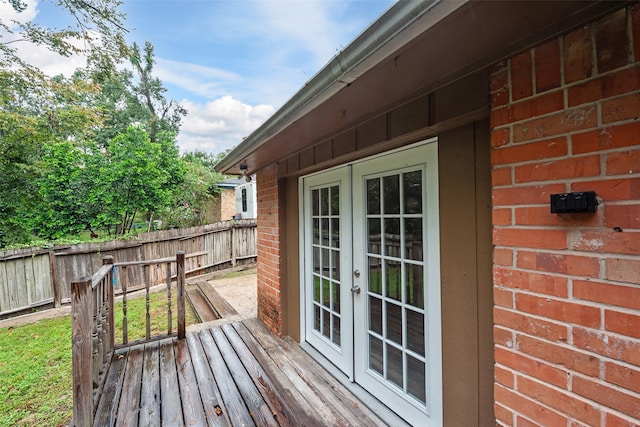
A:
[242,188,247,212]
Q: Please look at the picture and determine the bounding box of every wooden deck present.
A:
[93,318,387,426]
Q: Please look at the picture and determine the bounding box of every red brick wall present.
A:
[491,5,640,426]
[255,163,282,336]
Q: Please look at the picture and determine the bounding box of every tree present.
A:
[162,152,228,228]
[33,141,93,239]
[0,70,103,246]
[91,126,178,236]
[1,0,127,73]
[0,0,128,247]
[129,41,186,142]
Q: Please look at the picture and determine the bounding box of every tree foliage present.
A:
[0,2,231,248]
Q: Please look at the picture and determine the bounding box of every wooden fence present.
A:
[0,220,256,317]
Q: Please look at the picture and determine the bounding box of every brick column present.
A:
[491,5,640,426]
[255,163,282,336]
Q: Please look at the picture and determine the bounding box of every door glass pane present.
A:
[331,249,340,280]
[322,309,330,338]
[385,259,401,301]
[312,189,319,216]
[331,218,340,248]
[367,179,380,214]
[403,171,422,214]
[369,296,382,335]
[405,218,423,261]
[369,336,383,375]
[384,218,400,257]
[321,218,329,243]
[368,258,382,294]
[383,175,400,214]
[332,282,340,312]
[313,247,320,274]
[407,356,426,403]
[387,344,403,388]
[332,315,341,345]
[405,265,424,309]
[368,218,381,254]
[322,248,330,277]
[386,302,402,345]
[321,187,329,215]
[314,305,320,331]
[313,218,320,245]
[322,278,330,308]
[406,309,425,356]
[313,276,320,302]
[330,185,340,215]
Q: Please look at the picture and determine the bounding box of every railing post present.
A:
[103,256,115,355]
[176,251,186,339]
[121,266,128,345]
[166,261,172,335]
[72,275,93,427]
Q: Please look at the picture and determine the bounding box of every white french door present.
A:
[302,167,353,375]
[301,139,441,426]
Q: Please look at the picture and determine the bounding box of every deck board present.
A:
[93,319,387,426]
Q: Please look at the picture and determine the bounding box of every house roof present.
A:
[216,177,245,189]
[216,0,625,176]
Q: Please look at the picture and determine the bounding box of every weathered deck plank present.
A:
[175,338,208,427]
[186,333,231,427]
[93,352,127,427]
[198,329,256,426]
[211,326,278,427]
[220,323,306,427]
[116,347,144,427]
[159,341,183,427]
[94,319,387,427]
[139,342,161,426]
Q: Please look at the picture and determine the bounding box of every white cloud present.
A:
[155,57,241,100]
[177,96,275,154]
[0,0,38,29]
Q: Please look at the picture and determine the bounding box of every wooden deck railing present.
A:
[71,252,186,426]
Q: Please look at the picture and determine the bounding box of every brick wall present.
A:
[491,5,640,426]
[255,163,282,336]
[206,189,236,223]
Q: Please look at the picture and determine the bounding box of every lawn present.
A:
[0,286,198,426]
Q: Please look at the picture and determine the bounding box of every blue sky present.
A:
[3,0,395,154]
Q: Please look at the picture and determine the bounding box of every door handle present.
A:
[351,285,361,295]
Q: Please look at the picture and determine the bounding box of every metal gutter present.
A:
[215,0,469,174]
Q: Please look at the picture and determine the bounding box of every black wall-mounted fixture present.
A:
[550,191,596,214]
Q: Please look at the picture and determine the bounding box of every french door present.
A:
[301,140,442,426]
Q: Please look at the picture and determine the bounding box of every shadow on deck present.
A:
[94,318,386,426]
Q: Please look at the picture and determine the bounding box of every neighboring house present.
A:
[234,179,257,219]
[206,178,241,223]
[217,2,640,426]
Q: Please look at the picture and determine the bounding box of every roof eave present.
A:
[215,0,466,175]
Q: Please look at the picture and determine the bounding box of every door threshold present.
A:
[300,342,412,427]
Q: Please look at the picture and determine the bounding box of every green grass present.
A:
[0,316,72,427]
[114,286,198,343]
[0,289,199,426]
